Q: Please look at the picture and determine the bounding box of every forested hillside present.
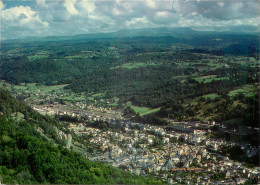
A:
[0,88,162,184]
[1,30,258,86]
[0,29,259,148]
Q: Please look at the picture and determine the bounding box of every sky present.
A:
[0,0,259,40]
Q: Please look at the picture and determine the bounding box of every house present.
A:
[132,169,141,175]
[211,155,217,161]
[172,157,180,164]
[167,178,174,184]
[162,138,169,144]
[217,166,225,172]
[140,169,146,176]
[178,149,184,155]
[162,159,175,170]
[236,178,247,184]
[224,161,233,167]
[146,165,154,174]
[147,138,153,145]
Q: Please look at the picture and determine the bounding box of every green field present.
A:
[228,85,257,97]
[202,93,219,99]
[60,95,79,101]
[111,62,158,69]
[60,92,85,101]
[107,97,119,107]
[230,57,259,67]
[11,112,24,121]
[0,82,68,93]
[194,75,228,83]
[92,93,105,97]
[65,55,89,59]
[180,59,224,70]
[28,51,50,61]
[85,93,106,101]
[249,57,256,62]
[126,102,159,116]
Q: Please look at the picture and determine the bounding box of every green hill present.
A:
[0,88,163,184]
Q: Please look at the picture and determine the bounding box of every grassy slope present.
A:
[126,101,160,116]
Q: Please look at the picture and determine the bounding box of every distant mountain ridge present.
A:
[1,27,197,43]
[1,26,258,43]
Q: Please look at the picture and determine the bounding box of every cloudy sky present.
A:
[0,0,259,40]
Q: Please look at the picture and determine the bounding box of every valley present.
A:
[0,29,259,184]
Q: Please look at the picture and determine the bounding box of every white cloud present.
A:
[177,1,260,20]
[156,11,168,17]
[36,0,46,8]
[63,0,78,15]
[146,0,156,9]
[1,6,46,24]
[0,5,48,39]
[79,0,96,13]
[218,2,224,7]
[0,0,4,10]
[233,2,243,11]
[1,0,260,39]
[126,16,150,27]
[149,11,179,25]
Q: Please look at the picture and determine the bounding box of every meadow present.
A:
[111,62,158,70]
[126,101,160,116]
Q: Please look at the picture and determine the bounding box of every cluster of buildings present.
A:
[69,119,260,184]
[32,101,122,120]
